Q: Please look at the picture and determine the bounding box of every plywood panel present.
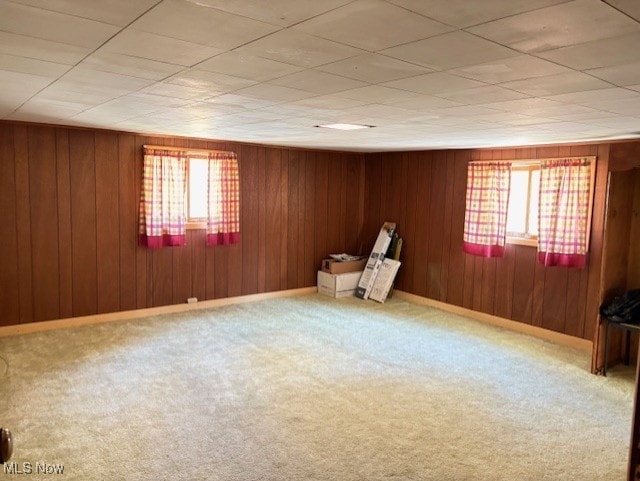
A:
[296,153,307,285]
[287,150,300,289]
[446,151,469,307]
[241,144,259,295]
[28,126,60,321]
[399,153,419,293]
[0,124,19,325]
[95,131,120,314]
[314,153,328,273]
[412,156,431,297]
[14,125,33,323]
[263,148,281,292]
[69,130,97,316]
[117,134,137,311]
[304,152,316,287]
[279,150,289,291]
[427,152,446,300]
[511,246,535,324]
[256,147,266,293]
[134,136,148,308]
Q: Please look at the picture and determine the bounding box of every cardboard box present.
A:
[369,259,401,303]
[321,258,367,274]
[356,222,396,300]
[317,270,362,298]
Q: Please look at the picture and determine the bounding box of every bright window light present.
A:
[188,158,208,220]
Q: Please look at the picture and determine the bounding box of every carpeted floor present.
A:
[0,294,634,480]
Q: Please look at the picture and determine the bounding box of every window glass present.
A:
[188,157,208,220]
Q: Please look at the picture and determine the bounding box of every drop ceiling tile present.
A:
[141,82,213,101]
[289,95,369,111]
[234,30,365,68]
[131,0,278,50]
[205,93,276,110]
[605,0,640,21]
[384,31,518,71]
[197,53,303,82]
[0,0,119,48]
[500,72,611,96]
[269,70,367,95]
[0,31,90,65]
[232,84,314,103]
[15,97,92,118]
[544,87,640,106]
[317,53,431,83]
[333,85,421,103]
[582,96,640,116]
[382,95,461,110]
[7,0,161,26]
[101,29,223,67]
[468,0,640,54]
[167,69,255,96]
[586,62,640,87]
[0,70,53,102]
[629,84,640,93]
[81,52,184,81]
[431,105,507,118]
[293,0,453,51]
[0,53,70,79]
[537,33,640,70]
[583,115,640,129]
[181,0,352,27]
[383,72,486,95]
[63,67,154,91]
[436,85,528,104]
[447,54,571,84]
[387,0,570,28]
[480,97,570,114]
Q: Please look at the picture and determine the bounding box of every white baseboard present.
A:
[393,290,593,352]
[0,287,317,338]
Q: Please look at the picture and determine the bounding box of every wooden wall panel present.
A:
[0,122,364,326]
[28,126,60,322]
[117,134,137,311]
[363,142,615,341]
[0,124,19,325]
[14,125,33,323]
[95,131,120,314]
[69,130,98,317]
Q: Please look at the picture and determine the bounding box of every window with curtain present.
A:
[538,158,594,268]
[139,147,240,248]
[138,148,188,248]
[463,161,512,258]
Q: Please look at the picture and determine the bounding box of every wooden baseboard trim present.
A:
[394,290,593,352]
[0,287,317,338]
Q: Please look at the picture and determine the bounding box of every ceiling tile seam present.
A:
[601,0,640,23]
[378,0,459,29]
[3,0,129,27]
[457,0,576,29]
[8,0,165,117]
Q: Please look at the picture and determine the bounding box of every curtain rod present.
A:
[143,144,235,155]
[470,156,596,165]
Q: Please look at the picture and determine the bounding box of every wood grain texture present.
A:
[0,124,19,325]
[0,122,364,325]
[0,119,628,348]
[362,143,615,341]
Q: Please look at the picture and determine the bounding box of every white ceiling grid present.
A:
[0,0,638,151]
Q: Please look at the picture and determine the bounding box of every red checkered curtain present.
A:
[206,152,240,246]
[463,161,512,258]
[139,148,188,248]
[538,158,592,268]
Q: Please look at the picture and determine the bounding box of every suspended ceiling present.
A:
[1,0,640,152]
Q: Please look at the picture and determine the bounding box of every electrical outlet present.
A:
[187,297,198,304]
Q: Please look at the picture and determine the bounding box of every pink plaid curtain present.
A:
[206,152,240,246]
[463,161,512,258]
[538,158,592,268]
[139,148,188,248]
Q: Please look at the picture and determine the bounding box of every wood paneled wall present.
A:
[361,144,611,341]
[0,123,364,326]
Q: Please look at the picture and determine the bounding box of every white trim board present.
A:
[393,290,593,353]
[0,287,317,338]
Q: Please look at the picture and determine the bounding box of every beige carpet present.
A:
[0,294,634,480]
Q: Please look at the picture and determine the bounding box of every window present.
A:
[187,156,209,228]
[506,165,540,246]
[139,146,240,248]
